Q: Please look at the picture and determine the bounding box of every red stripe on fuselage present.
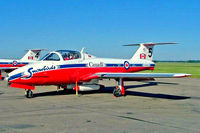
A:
[10,66,154,85]
[0,64,26,68]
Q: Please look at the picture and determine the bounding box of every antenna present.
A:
[81,47,85,53]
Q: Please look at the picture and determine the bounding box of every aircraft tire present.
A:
[26,90,33,98]
[113,88,122,97]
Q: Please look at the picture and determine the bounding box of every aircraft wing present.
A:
[95,73,191,79]
[0,67,17,70]
[81,73,191,81]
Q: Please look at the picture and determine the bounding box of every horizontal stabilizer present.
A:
[123,42,178,46]
[127,42,178,61]
[25,49,47,52]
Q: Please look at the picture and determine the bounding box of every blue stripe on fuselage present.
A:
[59,64,87,69]
[58,63,154,69]
[106,64,120,67]
[133,64,143,67]
[106,64,144,67]
[0,62,29,65]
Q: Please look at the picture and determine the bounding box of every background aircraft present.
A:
[0,49,43,80]
[7,43,191,98]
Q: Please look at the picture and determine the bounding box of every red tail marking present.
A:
[140,53,146,59]
[28,56,34,60]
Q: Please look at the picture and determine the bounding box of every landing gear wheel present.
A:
[26,90,33,98]
[113,87,122,97]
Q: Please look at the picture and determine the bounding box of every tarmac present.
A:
[0,78,200,133]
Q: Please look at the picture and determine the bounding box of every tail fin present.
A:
[20,49,46,61]
[123,42,177,61]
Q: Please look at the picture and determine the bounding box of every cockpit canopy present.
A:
[41,50,81,61]
[57,50,81,60]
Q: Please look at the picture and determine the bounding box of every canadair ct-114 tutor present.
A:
[0,49,43,80]
[7,43,191,98]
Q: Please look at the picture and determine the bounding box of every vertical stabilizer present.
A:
[20,49,44,61]
[131,44,154,61]
[123,42,177,61]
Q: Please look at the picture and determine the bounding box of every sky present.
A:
[0,0,199,60]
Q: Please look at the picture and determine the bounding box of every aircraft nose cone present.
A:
[7,72,23,83]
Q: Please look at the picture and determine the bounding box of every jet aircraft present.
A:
[7,43,191,98]
[0,49,43,80]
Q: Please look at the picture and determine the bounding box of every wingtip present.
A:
[174,74,192,78]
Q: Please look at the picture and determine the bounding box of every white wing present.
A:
[95,73,191,78]
[0,67,17,70]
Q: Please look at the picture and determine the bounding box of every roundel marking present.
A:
[124,61,130,70]
[13,61,18,66]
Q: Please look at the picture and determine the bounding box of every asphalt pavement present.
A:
[0,78,200,133]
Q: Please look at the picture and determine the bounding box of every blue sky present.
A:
[0,0,199,60]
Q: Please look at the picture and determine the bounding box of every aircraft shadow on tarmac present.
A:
[33,82,190,100]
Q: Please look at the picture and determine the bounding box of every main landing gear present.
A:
[113,78,126,97]
[25,90,33,98]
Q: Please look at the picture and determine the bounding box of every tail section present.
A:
[131,44,154,61]
[20,49,45,61]
[123,42,177,61]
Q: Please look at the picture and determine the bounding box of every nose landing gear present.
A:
[25,90,33,98]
